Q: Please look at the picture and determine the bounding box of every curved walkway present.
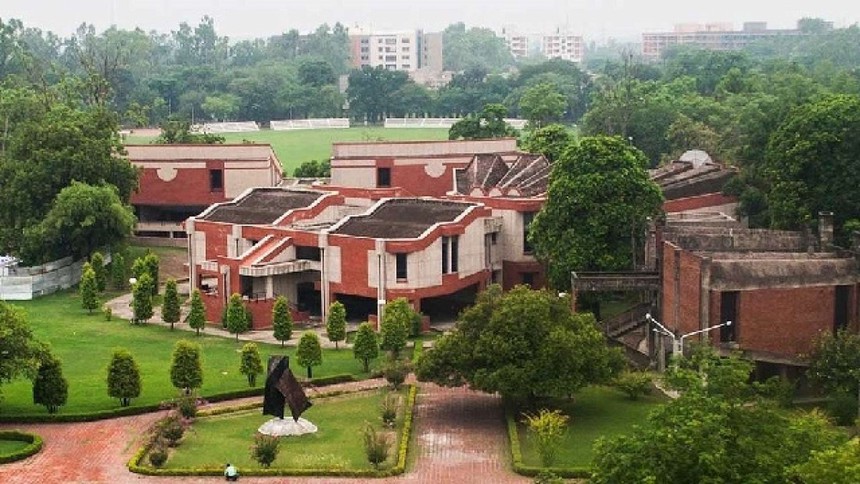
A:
[0,382,526,484]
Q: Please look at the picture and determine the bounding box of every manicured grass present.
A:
[0,291,377,415]
[124,127,450,174]
[164,389,405,470]
[0,440,29,454]
[516,386,666,468]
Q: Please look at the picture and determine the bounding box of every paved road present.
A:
[0,382,527,484]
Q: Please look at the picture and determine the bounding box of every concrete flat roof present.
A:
[331,199,475,239]
[203,188,324,225]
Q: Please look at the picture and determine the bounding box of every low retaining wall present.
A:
[0,254,111,300]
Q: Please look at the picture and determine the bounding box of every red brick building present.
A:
[658,214,859,374]
[186,140,553,329]
[127,144,282,238]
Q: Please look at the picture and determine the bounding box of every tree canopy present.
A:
[530,136,663,289]
[448,103,518,140]
[416,285,621,401]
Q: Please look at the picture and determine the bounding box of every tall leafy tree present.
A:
[530,136,663,289]
[765,94,860,235]
[32,354,68,414]
[346,66,410,123]
[106,348,141,407]
[296,331,322,379]
[161,278,181,330]
[380,298,414,358]
[808,329,860,422]
[448,103,518,140]
[90,251,107,292]
[79,263,100,314]
[142,252,160,296]
[326,301,347,350]
[591,348,846,483]
[110,252,126,290]
[187,289,206,336]
[0,302,46,399]
[272,295,293,347]
[131,273,154,324]
[239,342,264,387]
[353,322,379,373]
[520,124,574,162]
[225,293,249,341]
[518,82,566,129]
[169,340,203,393]
[416,285,621,401]
[20,182,136,264]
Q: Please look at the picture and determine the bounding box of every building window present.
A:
[209,169,224,191]
[835,285,850,332]
[522,212,536,254]
[396,253,408,280]
[296,246,321,261]
[491,232,498,244]
[377,167,391,187]
[441,236,449,274]
[720,291,739,342]
[522,272,535,287]
[451,236,459,272]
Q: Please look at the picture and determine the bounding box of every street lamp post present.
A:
[645,313,732,369]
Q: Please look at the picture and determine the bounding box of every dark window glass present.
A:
[522,272,535,287]
[835,285,850,332]
[441,237,449,274]
[296,246,321,261]
[209,169,224,191]
[451,236,459,272]
[523,212,536,254]
[720,291,739,342]
[396,253,407,280]
[377,167,391,187]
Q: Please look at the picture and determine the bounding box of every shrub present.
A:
[410,311,423,338]
[91,251,107,292]
[110,252,126,290]
[613,371,653,400]
[326,301,347,349]
[107,348,141,407]
[160,416,185,447]
[534,470,565,484]
[32,355,68,414]
[827,391,859,426]
[161,279,181,330]
[363,422,391,469]
[148,446,168,468]
[170,340,203,393]
[187,289,206,336]
[383,359,409,390]
[103,306,112,321]
[380,299,414,358]
[80,263,99,314]
[239,343,263,387]
[251,434,280,468]
[381,393,398,427]
[353,322,379,372]
[296,332,323,379]
[225,293,250,340]
[272,295,293,347]
[754,376,795,408]
[522,409,569,467]
[177,396,198,419]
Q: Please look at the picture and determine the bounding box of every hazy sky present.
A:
[4,0,858,41]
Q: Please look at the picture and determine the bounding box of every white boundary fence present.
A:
[384,117,529,129]
[270,118,351,130]
[195,121,260,133]
[0,254,110,300]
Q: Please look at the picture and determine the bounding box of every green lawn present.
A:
[0,439,29,455]
[124,127,450,174]
[0,291,378,415]
[517,386,666,468]
[164,389,405,470]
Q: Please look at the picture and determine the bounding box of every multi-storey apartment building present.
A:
[541,29,584,63]
[501,26,530,59]
[642,21,811,59]
[348,28,443,72]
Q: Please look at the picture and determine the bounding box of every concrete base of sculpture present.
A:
[257,417,318,436]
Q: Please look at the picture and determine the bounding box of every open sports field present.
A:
[124,127,450,174]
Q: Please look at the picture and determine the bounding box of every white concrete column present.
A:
[265,276,274,299]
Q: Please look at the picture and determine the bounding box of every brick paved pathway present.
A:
[0,383,527,484]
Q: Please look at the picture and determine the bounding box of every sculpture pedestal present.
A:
[257,417,318,436]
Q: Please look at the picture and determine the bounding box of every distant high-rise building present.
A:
[541,28,584,63]
[641,21,826,58]
[348,27,443,73]
[501,26,530,59]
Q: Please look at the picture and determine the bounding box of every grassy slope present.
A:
[0,291,375,415]
[517,386,666,468]
[165,389,404,470]
[124,127,450,175]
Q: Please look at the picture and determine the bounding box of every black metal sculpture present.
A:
[263,355,312,421]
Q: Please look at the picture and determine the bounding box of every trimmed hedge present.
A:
[505,408,591,479]
[128,384,419,477]
[0,430,44,464]
[0,373,360,423]
[411,341,424,365]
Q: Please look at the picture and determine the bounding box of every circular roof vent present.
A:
[679,149,713,168]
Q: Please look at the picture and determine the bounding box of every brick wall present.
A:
[132,163,227,207]
[663,193,738,213]
[502,260,546,290]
